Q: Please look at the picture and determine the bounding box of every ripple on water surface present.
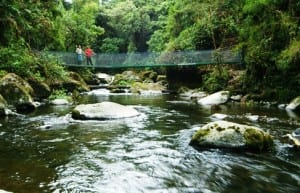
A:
[1,96,299,193]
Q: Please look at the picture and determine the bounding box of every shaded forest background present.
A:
[0,0,299,102]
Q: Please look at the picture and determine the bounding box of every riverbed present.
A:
[0,91,299,193]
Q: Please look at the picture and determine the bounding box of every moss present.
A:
[244,128,265,151]
[0,82,32,104]
[71,109,83,119]
[191,128,210,143]
[263,133,274,148]
[216,126,225,132]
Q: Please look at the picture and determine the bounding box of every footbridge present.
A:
[48,49,243,69]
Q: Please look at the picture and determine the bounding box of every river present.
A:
[0,90,299,193]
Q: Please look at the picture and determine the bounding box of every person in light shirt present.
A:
[75,45,83,65]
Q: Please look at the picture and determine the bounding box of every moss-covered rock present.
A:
[66,71,90,92]
[27,78,51,99]
[74,68,97,85]
[112,71,142,87]
[0,73,33,105]
[49,72,90,93]
[139,70,158,82]
[190,121,273,152]
[131,82,166,94]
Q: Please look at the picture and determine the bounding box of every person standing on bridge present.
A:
[76,45,83,65]
[84,46,94,65]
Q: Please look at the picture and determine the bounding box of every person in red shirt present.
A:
[84,46,94,65]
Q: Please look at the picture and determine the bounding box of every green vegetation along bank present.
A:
[0,0,299,103]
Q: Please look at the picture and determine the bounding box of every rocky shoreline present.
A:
[1,70,299,151]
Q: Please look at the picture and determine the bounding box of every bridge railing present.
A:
[47,49,242,68]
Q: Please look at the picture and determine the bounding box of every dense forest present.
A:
[0,0,299,102]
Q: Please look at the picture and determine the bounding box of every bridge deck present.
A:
[48,49,242,68]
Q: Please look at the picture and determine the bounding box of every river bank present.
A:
[1,67,299,119]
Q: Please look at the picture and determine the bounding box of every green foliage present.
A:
[203,67,231,93]
[0,70,7,79]
[96,0,167,53]
[276,87,299,103]
[169,27,197,51]
[0,43,68,85]
[0,0,298,103]
[118,80,130,86]
[153,0,241,51]
[0,0,65,50]
[48,88,68,100]
[100,38,124,53]
[239,0,300,99]
[0,43,35,77]
[147,29,168,52]
[62,0,104,51]
[36,53,68,84]
[276,39,300,70]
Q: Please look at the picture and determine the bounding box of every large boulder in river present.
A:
[190,121,273,152]
[72,101,140,120]
[286,96,300,112]
[197,91,230,106]
[0,73,35,111]
[27,78,51,99]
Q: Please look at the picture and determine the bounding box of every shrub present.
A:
[35,52,68,85]
[203,66,230,93]
[0,44,35,77]
[48,89,68,100]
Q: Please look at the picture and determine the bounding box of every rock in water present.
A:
[72,101,140,120]
[283,128,300,149]
[286,96,300,112]
[190,120,273,152]
[197,91,230,106]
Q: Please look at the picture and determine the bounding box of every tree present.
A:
[148,0,241,51]
[61,0,104,51]
[95,0,166,53]
[240,1,299,78]
[0,0,64,50]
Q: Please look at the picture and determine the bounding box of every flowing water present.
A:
[0,91,299,193]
